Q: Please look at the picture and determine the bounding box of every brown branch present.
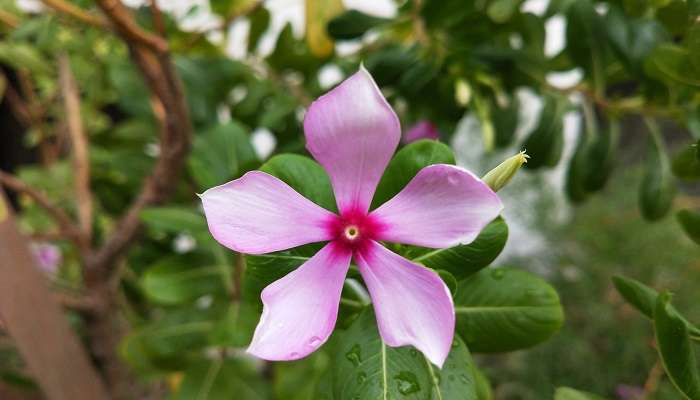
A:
[0,171,86,251]
[95,0,168,53]
[40,0,108,29]
[87,0,191,278]
[0,73,32,127]
[0,9,20,28]
[149,0,166,37]
[58,54,93,240]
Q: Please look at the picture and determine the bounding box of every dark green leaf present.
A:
[260,154,336,212]
[645,44,700,87]
[188,122,258,190]
[247,6,270,52]
[493,96,520,149]
[653,293,700,400]
[522,95,566,169]
[326,10,390,40]
[454,267,564,353]
[487,0,522,23]
[332,309,477,400]
[677,209,700,245]
[639,126,676,220]
[474,367,493,400]
[372,140,455,209]
[672,144,700,181]
[140,206,207,234]
[411,218,508,280]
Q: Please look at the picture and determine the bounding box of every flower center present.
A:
[328,210,384,250]
[344,225,360,241]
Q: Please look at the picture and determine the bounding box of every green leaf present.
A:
[474,367,493,400]
[0,42,51,74]
[672,144,700,181]
[141,255,228,305]
[140,206,208,234]
[677,209,700,245]
[487,0,522,23]
[188,122,258,191]
[242,253,308,305]
[305,0,343,58]
[611,275,700,336]
[372,140,455,209]
[493,96,520,149]
[454,267,564,353]
[606,6,669,75]
[645,44,700,87]
[411,218,508,280]
[273,353,330,400]
[554,387,609,400]
[171,359,270,400]
[583,119,619,192]
[522,95,566,170]
[639,124,676,221]
[332,308,477,400]
[260,154,336,212]
[653,293,700,400]
[565,0,608,93]
[208,302,259,348]
[247,6,270,52]
[436,269,458,296]
[326,10,390,40]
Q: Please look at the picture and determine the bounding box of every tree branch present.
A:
[40,0,108,29]
[94,0,168,54]
[58,54,93,240]
[0,171,86,251]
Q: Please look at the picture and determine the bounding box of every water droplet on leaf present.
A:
[345,344,362,366]
[394,371,420,395]
[490,269,505,280]
[357,372,366,384]
[308,336,322,348]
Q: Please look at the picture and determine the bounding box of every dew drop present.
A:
[490,269,505,280]
[308,336,322,348]
[459,374,469,383]
[394,371,420,395]
[345,344,362,366]
[289,352,300,358]
[357,372,367,384]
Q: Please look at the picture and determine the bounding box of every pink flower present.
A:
[200,67,503,367]
[403,120,441,143]
[32,242,62,275]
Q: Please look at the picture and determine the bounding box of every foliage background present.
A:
[0,0,699,399]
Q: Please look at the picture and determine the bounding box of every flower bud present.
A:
[482,151,529,192]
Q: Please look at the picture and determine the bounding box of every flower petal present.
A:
[304,66,400,215]
[403,120,440,143]
[200,171,335,254]
[247,242,352,360]
[371,164,503,248]
[356,240,454,367]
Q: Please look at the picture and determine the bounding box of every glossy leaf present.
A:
[454,267,564,353]
[141,256,228,305]
[372,140,455,209]
[646,44,700,87]
[653,293,700,400]
[260,154,336,213]
[332,308,477,400]
[411,218,509,280]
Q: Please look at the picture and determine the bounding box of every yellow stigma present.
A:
[344,225,359,240]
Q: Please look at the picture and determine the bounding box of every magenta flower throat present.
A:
[201,67,503,367]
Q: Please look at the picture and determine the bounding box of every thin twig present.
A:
[40,0,108,29]
[58,54,93,240]
[95,0,168,53]
[0,171,86,250]
[148,0,166,37]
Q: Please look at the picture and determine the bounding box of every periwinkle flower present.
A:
[403,120,440,143]
[32,242,62,275]
[201,67,503,367]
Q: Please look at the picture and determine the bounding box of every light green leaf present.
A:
[454,267,564,353]
[677,209,700,245]
[170,359,270,400]
[141,255,228,305]
[554,387,609,400]
[260,153,336,212]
